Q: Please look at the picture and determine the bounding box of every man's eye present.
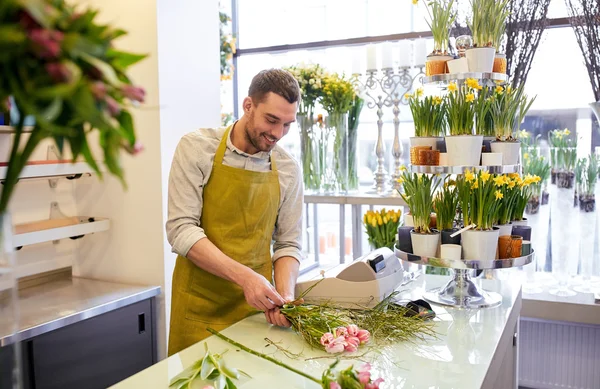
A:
[267,119,276,124]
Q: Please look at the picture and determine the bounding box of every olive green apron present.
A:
[168,125,280,356]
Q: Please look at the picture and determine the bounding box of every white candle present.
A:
[414,39,428,67]
[351,47,362,75]
[366,44,377,70]
[381,42,393,69]
[398,40,412,68]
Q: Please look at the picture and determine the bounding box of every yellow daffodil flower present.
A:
[507,180,516,189]
[481,171,491,182]
[563,128,571,136]
[400,165,407,171]
[433,96,443,105]
[466,93,475,103]
[495,86,504,95]
[464,169,475,182]
[519,129,529,138]
[471,181,479,189]
[448,82,458,93]
[523,153,529,160]
[506,85,512,94]
[416,88,424,97]
[495,190,504,200]
[493,175,506,187]
[404,93,412,99]
[396,177,404,185]
[412,0,418,4]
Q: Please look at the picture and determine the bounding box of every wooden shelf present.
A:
[13,217,110,248]
[0,161,100,181]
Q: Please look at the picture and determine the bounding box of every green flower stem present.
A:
[207,328,322,386]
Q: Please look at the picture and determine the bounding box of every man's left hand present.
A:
[264,296,303,328]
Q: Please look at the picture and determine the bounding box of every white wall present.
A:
[156,0,221,341]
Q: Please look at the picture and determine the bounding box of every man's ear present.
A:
[242,96,253,113]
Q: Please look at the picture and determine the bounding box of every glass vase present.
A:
[322,112,348,194]
[298,114,322,192]
[347,121,359,192]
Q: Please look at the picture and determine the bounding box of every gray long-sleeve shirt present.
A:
[166,126,304,263]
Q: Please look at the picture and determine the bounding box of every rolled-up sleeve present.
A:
[166,135,207,257]
[272,162,304,263]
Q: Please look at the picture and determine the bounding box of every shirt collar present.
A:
[226,122,271,160]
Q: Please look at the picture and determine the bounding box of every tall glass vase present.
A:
[322,112,348,194]
[347,122,359,192]
[0,213,21,388]
[298,114,322,192]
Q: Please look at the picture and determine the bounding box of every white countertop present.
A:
[111,275,522,389]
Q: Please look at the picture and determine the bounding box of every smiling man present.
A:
[166,69,303,355]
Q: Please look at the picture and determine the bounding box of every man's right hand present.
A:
[240,271,285,311]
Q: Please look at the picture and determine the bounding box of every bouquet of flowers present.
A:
[363,208,402,250]
[0,0,147,213]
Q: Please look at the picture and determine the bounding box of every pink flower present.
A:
[358,363,372,373]
[346,324,359,337]
[358,370,371,384]
[90,82,107,100]
[45,62,71,83]
[344,340,358,353]
[325,336,345,354]
[202,386,215,389]
[346,336,360,348]
[28,29,63,59]
[105,96,121,117]
[320,332,334,346]
[329,383,341,389]
[334,326,348,338]
[357,329,370,344]
[365,378,384,389]
[132,141,144,155]
[121,85,146,103]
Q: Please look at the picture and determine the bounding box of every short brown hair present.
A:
[248,69,300,105]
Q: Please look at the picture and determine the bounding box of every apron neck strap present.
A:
[214,124,278,172]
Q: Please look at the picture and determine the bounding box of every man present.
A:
[166,69,303,356]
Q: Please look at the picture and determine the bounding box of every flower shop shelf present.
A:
[422,72,508,87]
[410,164,520,174]
[13,217,110,248]
[395,245,534,309]
[0,161,100,182]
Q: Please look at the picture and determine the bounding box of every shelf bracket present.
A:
[49,201,69,245]
[47,145,61,189]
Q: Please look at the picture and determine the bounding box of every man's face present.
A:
[244,92,297,153]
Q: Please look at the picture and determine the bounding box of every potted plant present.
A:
[512,174,540,224]
[490,84,536,165]
[466,0,497,72]
[558,130,577,189]
[363,209,402,250]
[490,0,511,74]
[407,89,446,158]
[415,0,457,76]
[285,63,327,192]
[456,170,503,260]
[494,174,517,236]
[433,178,460,245]
[548,129,565,185]
[523,156,550,214]
[321,72,356,194]
[445,81,482,166]
[582,154,598,212]
[473,85,495,152]
[574,158,585,207]
[399,172,441,257]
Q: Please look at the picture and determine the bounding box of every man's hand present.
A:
[240,271,285,311]
[265,296,304,328]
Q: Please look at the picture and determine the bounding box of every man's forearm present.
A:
[185,237,252,287]
[274,256,300,300]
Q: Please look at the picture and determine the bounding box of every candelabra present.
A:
[353,66,425,194]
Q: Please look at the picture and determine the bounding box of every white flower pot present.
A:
[494,223,513,237]
[410,136,443,150]
[466,47,496,73]
[447,57,469,74]
[491,141,521,165]
[410,230,440,257]
[481,152,503,166]
[445,135,483,167]
[461,228,500,260]
[404,214,414,227]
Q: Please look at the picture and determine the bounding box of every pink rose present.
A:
[329,382,341,389]
[358,370,371,384]
[346,324,359,337]
[344,340,358,353]
[334,326,348,338]
[121,85,146,103]
[357,329,370,345]
[365,378,384,389]
[320,332,334,346]
[105,96,121,117]
[325,336,345,354]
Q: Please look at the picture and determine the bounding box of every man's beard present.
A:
[244,115,276,152]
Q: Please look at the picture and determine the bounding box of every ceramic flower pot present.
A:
[498,235,523,259]
[445,135,483,166]
[425,54,454,76]
[490,140,521,165]
[493,52,507,74]
[461,228,499,260]
[494,223,513,237]
[410,229,440,257]
[465,47,495,73]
